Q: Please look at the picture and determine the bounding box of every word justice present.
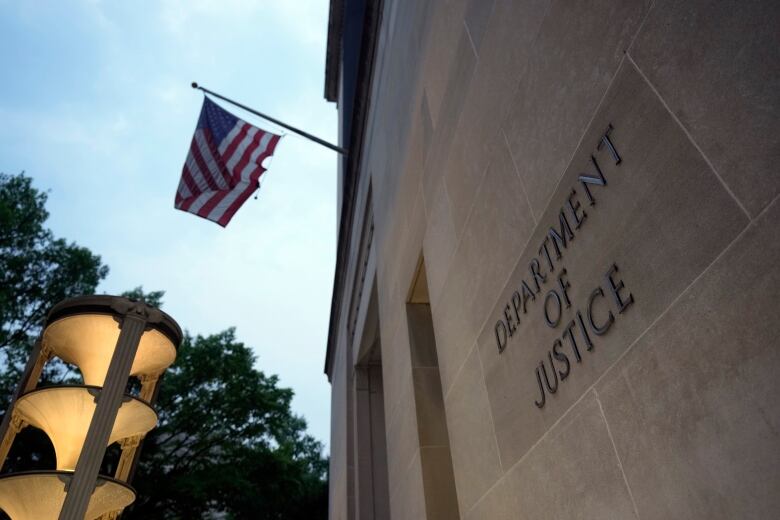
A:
[533,264,633,408]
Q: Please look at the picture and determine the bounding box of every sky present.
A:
[0,0,337,449]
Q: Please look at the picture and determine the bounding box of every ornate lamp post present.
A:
[0,295,182,519]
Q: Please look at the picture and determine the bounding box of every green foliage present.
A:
[0,175,328,518]
[125,329,327,519]
[0,172,108,404]
[121,286,165,308]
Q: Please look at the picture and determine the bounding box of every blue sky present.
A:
[0,0,337,448]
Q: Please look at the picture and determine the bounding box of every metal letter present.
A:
[538,237,555,272]
[557,269,572,308]
[495,320,509,353]
[576,310,594,351]
[511,291,522,323]
[597,124,621,164]
[566,188,587,229]
[579,155,607,206]
[587,286,614,336]
[504,304,517,337]
[521,280,536,313]
[562,320,582,363]
[534,365,546,408]
[605,263,635,314]
[542,353,559,394]
[529,258,547,293]
[552,339,570,380]
[543,289,563,328]
[548,210,575,259]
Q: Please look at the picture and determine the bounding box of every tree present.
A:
[0,174,328,518]
[0,171,108,403]
[125,327,328,519]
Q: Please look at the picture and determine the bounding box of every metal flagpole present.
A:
[191,82,348,156]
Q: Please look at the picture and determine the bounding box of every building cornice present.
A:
[323,0,383,380]
[324,0,344,103]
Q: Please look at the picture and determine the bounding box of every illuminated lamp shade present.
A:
[42,313,176,386]
[14,386,157,471]
[0,471,135,520]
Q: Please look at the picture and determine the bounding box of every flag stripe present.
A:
[206,133,275,222]
[206,181,252,224]
[177,182,191,200]
[195,130,230,189]
[231,129,266,179]
[178,165,204,211]
[190,136,224,191]
[258,134,281,168]
[203,129,233,187]
[185,150,214,193]
[175,183,190,206]
[217,161,266,225]
[231,134,280,190]
[174,98,281,226]
[230,134,270,188]
[226,127,259,172]
[216,181,259,227]
[220,121,249,159]
[186,190,216,215]
[236,132,273,180]
[198,191,229,219]
[197,182,234,220]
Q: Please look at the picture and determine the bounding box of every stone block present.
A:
[423,184,458,306]
[428,279,477,398]
[397,190,427,300]
[505,392,639,520]
[419,446,461,520]
[463,0,497,54]
[412,367,450,448]
[477,62,749,469]
[596,197,780,520]
[443,0,549,229]
[423,25,478,206]
[380,321,410,422]
[464,478,518,520]
[407,303,439,368]
[420,0,469,127]
[629,0,780,216]
[389,451,426,520]
[503,0,650,219]
[445,347,504,515]
[446,107,535,240]
[433,138,537,396]
[458,137,536,288]
[385,374,420,501]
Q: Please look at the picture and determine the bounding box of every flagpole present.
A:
[191,82,348,156]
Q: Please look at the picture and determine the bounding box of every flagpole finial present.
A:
[191,82,199,89]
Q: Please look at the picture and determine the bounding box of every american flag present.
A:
[174,97,281,227]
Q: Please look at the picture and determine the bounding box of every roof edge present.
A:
[324,0,344,102]
[323,0,383,381]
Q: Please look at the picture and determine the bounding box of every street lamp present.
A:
[0,295,182,520]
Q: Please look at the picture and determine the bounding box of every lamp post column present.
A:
[0,341,52,468]
[59,303,155,520]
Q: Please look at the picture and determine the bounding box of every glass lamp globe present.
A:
[0,471,135,520]
[14,386,157,470]
[42,313,176,386]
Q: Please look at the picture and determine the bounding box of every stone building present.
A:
[322,1,779,519]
